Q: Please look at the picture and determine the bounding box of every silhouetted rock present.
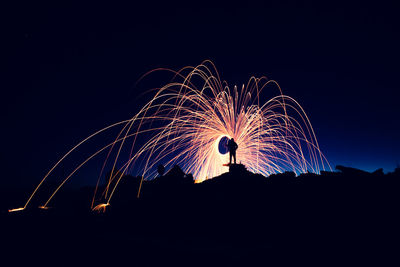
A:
[372,168,384,176]
[228,163,248,175]
[335,165,370,175]
[150,164,193,189]
[157,164,165,176]
[165,165,185,178]
[185,173,194,182]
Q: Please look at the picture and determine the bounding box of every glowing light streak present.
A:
[11,60,331,211]
[93,203,110,213]
[8,207,24,213]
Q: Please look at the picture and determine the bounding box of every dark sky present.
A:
[2,0,400,188]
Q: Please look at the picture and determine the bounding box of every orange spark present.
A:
[93,203,110,213]
[8,207,24,213]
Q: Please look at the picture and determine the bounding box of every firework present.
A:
[9,60,330,212]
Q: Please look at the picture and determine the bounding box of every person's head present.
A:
[231,138,234,141]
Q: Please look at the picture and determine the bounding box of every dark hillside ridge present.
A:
[3,164,400,265]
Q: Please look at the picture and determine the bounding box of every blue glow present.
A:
[218,136,229,154]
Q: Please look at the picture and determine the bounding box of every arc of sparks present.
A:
[10,60,331,213]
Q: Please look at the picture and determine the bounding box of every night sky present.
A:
[2,1,400,188]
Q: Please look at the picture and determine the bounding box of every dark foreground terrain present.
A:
[2,165,400,266]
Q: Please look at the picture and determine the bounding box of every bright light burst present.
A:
[10,60,330,212]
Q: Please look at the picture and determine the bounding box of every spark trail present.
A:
[9,60,330,213]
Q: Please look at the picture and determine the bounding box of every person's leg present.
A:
[233,152,236,164]
[229,152,232,164]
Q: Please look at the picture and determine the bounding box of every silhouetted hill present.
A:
[3,164,400,266]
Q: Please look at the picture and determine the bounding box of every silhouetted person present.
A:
[157,164,165,177]
[227,138,238,164]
